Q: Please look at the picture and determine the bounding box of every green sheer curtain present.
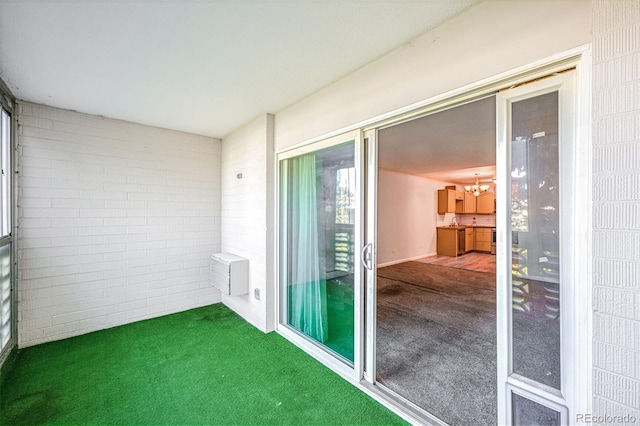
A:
[281,154,328,343]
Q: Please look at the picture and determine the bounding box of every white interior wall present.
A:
[17,102,222,347]
[274,0,591,150]
[377,170,443,266]
[220,114,275,332]
[592,0,640,419]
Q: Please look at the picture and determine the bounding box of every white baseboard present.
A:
[377,252,436,268]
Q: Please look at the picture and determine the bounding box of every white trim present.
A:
[377,253,437,268]
[507,383,569,425]
[361,381,448,426]
[495,75,511,426]
[570,47,593,420]
[277,130,360,159]
[363,128,378,384]
[276,323,357,379]
[353,128,365,380]
[507,374,565,406]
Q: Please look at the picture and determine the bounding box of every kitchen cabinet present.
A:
[475,227,492,252]
[437,227,465,257]
[438,189,463,214]
[465,227,474,252]
[476,192,495,214]
[463,192,476,213]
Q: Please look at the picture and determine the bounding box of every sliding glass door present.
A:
[276,62,586,425]
[278,131,362,367]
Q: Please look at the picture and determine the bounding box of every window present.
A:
[0,106,11,354]
[1,108,10,237]
[335,167,355,225]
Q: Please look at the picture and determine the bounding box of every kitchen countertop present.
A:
[436,225,494,229]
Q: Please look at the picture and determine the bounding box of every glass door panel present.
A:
[510,92,561,390]
[512,392,561,426]
[497,70,575,425]
[279,141,356,363]
[0,107,11,356]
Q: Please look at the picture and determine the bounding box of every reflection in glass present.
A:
[335,167,356,225]
[510,92,561,389]
[511,137,529,232]
[512,393,561,426]
[279,142,355,362]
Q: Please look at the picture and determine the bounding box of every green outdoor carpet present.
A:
[0,304,405,425]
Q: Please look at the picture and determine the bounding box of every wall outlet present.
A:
[254,288,260,300]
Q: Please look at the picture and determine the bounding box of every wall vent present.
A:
[210,253,249,296]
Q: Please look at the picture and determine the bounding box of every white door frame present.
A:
[496,70,578,424]
[275,129,365,382]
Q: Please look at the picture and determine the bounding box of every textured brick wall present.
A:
[592,0,640,421]
[220,114,274,332]
[17,102,222,347]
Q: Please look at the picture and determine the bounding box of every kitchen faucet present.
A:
[450,216,459,226]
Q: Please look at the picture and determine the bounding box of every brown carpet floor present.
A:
[376,261,497,426]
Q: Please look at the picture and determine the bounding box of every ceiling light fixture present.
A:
[465,173,491,196]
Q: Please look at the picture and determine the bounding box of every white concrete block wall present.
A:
[17,102,222,347]
[220,114,274,332]
[592,0,640,422]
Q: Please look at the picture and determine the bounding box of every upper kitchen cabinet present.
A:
[476,192,495,214]
[464,192,476,213]
[438,189,463,214]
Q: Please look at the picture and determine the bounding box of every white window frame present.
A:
[0,84,16,366]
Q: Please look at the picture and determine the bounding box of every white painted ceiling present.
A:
[378,96,496,186]
[0,0,481,138]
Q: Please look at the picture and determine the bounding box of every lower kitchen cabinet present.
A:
[437,227,494,256]
[475,227,492,252]
[437,227,465,257]
[465,227,474,252]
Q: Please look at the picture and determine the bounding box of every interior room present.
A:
[374,91,565,425]
[375,97,498,425]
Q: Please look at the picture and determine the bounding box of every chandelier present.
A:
[464,173,491,196]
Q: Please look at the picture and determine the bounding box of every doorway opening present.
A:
[375,96,498,425]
